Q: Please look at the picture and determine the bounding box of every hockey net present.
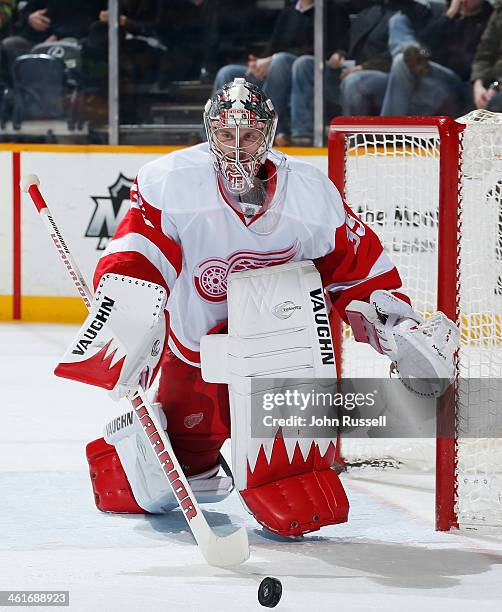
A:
[329,112,502,530]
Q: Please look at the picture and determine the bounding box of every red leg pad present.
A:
[241,468,349,537]
[86,437,146,514]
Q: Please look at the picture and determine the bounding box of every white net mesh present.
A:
[455,110,502,527]
[338,130,441,472]
[331,112,502,528]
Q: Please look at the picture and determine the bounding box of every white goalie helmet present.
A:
[204,78,278,195]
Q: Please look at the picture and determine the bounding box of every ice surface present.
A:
[2,324,502,611]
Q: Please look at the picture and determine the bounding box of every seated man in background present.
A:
[337,0,431,117]
[380,0,492,116]
[0,0,102,71]
[81,0,163,124]
[471,2,502,112]
[212,0,349,142]
[285,0,428,142]
[82,0,161,89]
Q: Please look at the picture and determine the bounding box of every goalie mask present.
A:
[204,78,278,196]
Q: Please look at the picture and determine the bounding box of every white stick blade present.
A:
[203,527,250,568]
[20,174,40,192]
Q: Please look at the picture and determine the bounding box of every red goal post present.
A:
[328,114,502,532]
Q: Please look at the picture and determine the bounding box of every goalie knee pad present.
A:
[87,402,234,514]
[86,437,144,514]
[200,261,350,536]
[87,437,234,514]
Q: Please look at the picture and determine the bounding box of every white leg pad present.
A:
[104,404,233,513]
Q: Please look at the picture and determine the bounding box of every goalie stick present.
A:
[21,173,249,568]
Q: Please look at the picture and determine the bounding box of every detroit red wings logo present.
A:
[184,412,204,429]
[193,242,300,303]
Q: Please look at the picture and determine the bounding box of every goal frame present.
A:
[328,116,466,531]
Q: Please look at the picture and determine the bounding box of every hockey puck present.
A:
[258,577,282,608]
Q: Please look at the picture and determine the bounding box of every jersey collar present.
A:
[216,159,278,228]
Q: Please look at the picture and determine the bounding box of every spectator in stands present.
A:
[282,0,428,143]
[280,49,345,146]
[81,0,162,124]
[380,0,492,116]
[212,0,349,139]
[471,2,502,112]
[85,1,215,92]
[82,0,161,91]
[338,0,431,116]
[0,1,102,70]
[204,0,271,78]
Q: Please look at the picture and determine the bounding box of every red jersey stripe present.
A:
[169,329,201,364]
[112,208,182,275]
[331,267,402,321]
[136,185,162,231]
[93,251,171,294]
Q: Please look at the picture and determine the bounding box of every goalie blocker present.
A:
[54,273,168,396]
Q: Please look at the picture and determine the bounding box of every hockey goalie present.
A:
[55,79,459,537]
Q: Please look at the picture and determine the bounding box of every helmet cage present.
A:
[204,79,278,194]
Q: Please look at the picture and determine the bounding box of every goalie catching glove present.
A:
[346,290,460,397]
[55,274,168,397]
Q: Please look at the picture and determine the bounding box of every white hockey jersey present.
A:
[94,143,402,367]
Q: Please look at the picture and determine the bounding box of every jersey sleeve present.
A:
[93,176,182,297]
[314,199,404,322]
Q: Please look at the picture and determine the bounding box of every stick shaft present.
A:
[28,184,92,308]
